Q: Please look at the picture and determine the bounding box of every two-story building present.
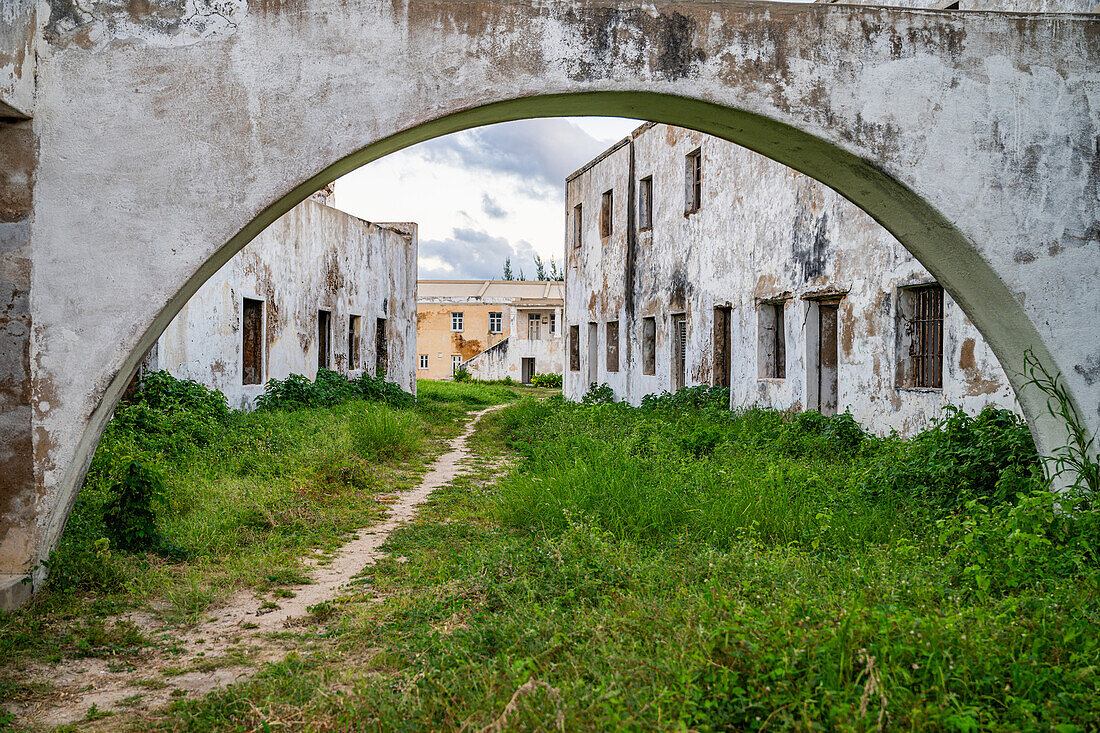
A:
[416,280,564,383]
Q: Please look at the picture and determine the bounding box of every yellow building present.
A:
[417,280,565,382]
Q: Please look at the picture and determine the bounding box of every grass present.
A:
[132,396,1100,731]
[6,383,1098,731]
[0,378,533,692]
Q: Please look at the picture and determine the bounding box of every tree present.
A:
[549,259,564,281]
[533,255,548,280]
[502,258,514,281]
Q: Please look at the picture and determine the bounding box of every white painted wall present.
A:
[158,199,417,410]
[565,124,1020,436]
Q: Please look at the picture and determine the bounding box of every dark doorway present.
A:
[243,298,263,385]
[317,309,331,370]
[522,357,535,384]
[348,315,361,371]
[712,306,731,389]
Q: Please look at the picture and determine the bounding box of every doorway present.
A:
[712,306,731,389]
[815,301,840,415]
[587,322,598,386]
[672,314,687,392]
[522,357,535,384]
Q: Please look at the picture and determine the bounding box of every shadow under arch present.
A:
[54,90,1074,561]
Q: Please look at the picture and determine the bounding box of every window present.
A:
[489,311,502,334]
[639,176,653,230]
[242,298,263,385]
[600,189,613,238]
[375,318,387,377]
[606,320,619,372]
[642,317,656,375]
[348,314,361,370]
[685,149,702,214]
[451,354,462,374]
[713,306,731,389]
[898,284,944,389]
[528,312,542,340]
[549,312,557,336]
[419,354,429,370]
[573,203,583,248]
[451,311,463,331]
[569,325,580,371]
[317,309,331,370]
[758,301,786,379]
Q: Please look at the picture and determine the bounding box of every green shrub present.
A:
[860,405,1041,513]
[255,369,413,411]
[102,460,166,552]
[582,383,615,405]
[452,367,472,383]
[640,385,730,412]
[530,373,562,389]
[937,489,1100,594]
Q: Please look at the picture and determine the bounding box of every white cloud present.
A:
[333,117,639,279]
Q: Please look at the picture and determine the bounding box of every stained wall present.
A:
[564,124,1019,436]
[158,198,417,410]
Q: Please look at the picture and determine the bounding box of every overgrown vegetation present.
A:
[0,373,526,680]
[146,390,1100,731]
[529,372,562,389]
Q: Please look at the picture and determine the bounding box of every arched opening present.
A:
[22,92,1085,616]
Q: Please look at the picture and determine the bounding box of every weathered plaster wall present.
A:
[0,0,36,117]
[565,124,1019,436]
[1,0,1096,606]
[463,309,565,382]
[158,199,417,409]
[416,303,510,380]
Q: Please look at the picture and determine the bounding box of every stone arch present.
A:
[3,1,1096,605]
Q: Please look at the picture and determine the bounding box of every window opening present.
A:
[451,354,462,374]
[573,203,583,248]
[528,312,542,340]
[419,353,429,370]
[685,149,702,214]
[713,306,731,389]
[639,176,653,230]
[489,311,502,334]
[898,284,944,389]
[451,311,463,331]
[672,314,687,391]
[600,190,613,238]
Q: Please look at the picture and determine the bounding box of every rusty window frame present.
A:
[908,285,944,388]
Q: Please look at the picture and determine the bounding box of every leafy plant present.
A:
[530,373,562,389]
[102,461,166,552]
[1022,349,1099,494]
[255,369,413,411]
[582,383,615,405]
[452,366,472,383]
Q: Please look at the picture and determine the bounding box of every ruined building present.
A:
[417,280,564,383]
[564,123,1021,436]
[154,189,418,409]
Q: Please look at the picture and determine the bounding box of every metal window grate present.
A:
[910,285,943,388]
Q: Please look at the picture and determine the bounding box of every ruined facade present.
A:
[417,281,564,383]
[564,123,1021,436]
[157,191,418,409]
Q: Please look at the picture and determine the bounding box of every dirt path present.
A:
[9,406,501,729]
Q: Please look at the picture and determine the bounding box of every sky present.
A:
[333,117,641,281]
